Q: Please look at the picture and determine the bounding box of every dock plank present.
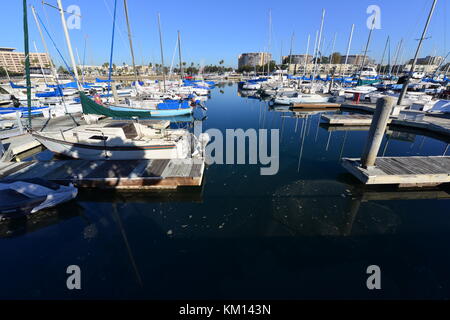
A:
[342,156,450,186]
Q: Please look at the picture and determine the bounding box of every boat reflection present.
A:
[271,179,450,237]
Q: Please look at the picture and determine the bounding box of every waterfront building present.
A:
[0,47,51,74]
[238,52,272,69]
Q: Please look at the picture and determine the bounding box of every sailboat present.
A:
[32,120,208,160]
[80,91,194,118]
[31,0,209,161]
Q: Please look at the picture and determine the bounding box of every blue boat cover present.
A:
[157,101,191,110]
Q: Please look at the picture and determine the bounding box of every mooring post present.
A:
[361,96,396,168]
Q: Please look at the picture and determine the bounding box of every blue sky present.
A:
[2,0,449,68]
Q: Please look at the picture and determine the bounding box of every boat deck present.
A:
[0,158,205,190]
[342,156,450,186]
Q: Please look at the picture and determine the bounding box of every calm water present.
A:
[1,83,450,299]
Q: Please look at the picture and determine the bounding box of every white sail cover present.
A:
[429,100,450,113]
[0,181,78,213]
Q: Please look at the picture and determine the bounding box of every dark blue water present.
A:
[1,83,450,299]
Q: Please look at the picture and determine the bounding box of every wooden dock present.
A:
[321,114,392,126]
[392,115,450,137]
[291,103,340,109]
[342,156,450,186]
[0,158,205,190]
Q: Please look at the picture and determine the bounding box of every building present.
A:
[238,52,272,69]
[339,54,374,66]
[282,54,313,65]
[408,55,444,66]
[402,64,440,74]
[0,47,51,74]
[287,63,360,75]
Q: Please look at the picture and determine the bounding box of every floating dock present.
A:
[291,103,341,109]
[0,158,205,190]
[342,156,450,186]
[322,113,450,138]
[321,114,392,126]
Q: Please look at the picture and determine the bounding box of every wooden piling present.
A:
[361,97,396,168]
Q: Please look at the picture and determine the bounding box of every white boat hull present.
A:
[33,134,190,160]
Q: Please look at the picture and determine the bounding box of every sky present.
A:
[1,0,449,68]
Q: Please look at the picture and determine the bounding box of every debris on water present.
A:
[341,194,346,198]
[181,225,188,229]
[167,230,173,235]
[189,215,192,219]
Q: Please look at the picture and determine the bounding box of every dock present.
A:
[321,112,450,138]
[0,158,205,190]
[342,156,450,186]
[291,103,341,109]
[321,114,392,126]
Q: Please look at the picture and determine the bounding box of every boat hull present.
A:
[33,133,189,160]
[109,105,193,117]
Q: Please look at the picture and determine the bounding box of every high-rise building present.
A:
[282,54,313,65]
[339,54,374,66]
[238,52,272,69]
[0,47,51,74]
[408,56,444,66]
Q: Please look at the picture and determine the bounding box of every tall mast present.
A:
[311,30,318,77]
[358,16,376,81]
[123,0,138,83]
[378,36,390,75]
[157,13,166,92]
[33,41,48,85]
[31,5,58,83]
[398,0,438,105]
[303,34,310,77]
[267,9,272,76]
[328,32,337,72]
[312,9,325,85]
[390,39,403,76]
[23,0,32,126]
[343,24,355,76]
[178,30,184,81]
[108,0,117,97]
[288,32,294,67]
[56,0,81,90]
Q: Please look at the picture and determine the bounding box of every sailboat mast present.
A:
[108,0,118,96]
[33,41,48,85]
[358,17,376,81]
[328,32,337,72]
[23,0,32,126]
[31,6,58,83]
[157,13,166,92]
[343,24,355,76]
[56,0,81,91]
[288,32,294,67]
[378,36,390,75]
[178,31,184,81]
[398,0,438,105]
[312,9,325,85]
[123,0,138,83]
[303,34,310,77]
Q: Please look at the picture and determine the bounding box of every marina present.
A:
[1,0,450,302]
